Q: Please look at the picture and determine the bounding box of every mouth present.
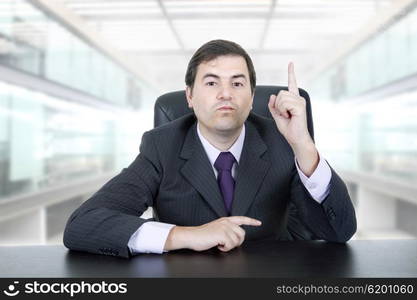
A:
[217,106,235,111]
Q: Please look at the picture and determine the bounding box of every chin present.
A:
[214,121,242,133]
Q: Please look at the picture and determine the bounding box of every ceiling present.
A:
[57,0,395,92]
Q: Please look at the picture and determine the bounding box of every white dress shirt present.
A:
[128,123,332,254]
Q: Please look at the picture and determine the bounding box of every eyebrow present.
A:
[201,73,247,81]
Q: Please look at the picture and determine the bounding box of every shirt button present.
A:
[309,183,317,189]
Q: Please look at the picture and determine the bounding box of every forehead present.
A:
[196,55,249,78]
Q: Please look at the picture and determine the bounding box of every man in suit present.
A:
[63,39,356,258]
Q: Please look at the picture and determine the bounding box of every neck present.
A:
[198,123,243,151]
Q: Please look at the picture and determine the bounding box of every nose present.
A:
[217,85,233,100]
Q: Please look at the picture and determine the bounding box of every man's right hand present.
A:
[163,216,262,252]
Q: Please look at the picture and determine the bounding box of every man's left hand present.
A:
[268,62,319,176]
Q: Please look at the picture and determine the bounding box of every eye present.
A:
[206,81,216,86]
[233,82,243,87]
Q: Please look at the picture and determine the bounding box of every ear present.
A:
[185,86,193,108]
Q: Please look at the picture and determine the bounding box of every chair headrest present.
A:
[154,85,314,139]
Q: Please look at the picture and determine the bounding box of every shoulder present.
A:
[145,113,196,137]
[246,112,291,152]
[246,112,278,135]
[140,113,196,150]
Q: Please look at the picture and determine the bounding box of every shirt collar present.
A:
[197,123,245,166]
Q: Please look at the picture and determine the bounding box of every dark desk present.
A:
[1,240,416,278]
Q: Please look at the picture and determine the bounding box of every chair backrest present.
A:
[154,85,314,140]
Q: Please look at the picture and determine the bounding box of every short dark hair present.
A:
[185,39,256,94]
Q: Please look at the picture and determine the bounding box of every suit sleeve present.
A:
[63,131,162,258]
[286,164,357,243]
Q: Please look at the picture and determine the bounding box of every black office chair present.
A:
[153,85,314,140]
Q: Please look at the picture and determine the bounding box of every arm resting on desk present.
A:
[63,132,161,258]
[286,164,357,243]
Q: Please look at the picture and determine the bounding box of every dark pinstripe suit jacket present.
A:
[63,112,356,258]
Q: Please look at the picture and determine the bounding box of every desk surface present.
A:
[1,240,416,278]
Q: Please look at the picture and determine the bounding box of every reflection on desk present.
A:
[0,240,416,278]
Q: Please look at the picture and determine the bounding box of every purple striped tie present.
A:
[214,152,236,214]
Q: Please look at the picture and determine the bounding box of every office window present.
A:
[0,0,147,110]
[408,8,417,73]
[0,80,150,201]
[44,22,72,86]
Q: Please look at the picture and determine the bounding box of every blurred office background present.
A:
[0,0,416,245]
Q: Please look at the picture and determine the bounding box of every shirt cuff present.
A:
[127,221,175,254]
[295,152,331,204]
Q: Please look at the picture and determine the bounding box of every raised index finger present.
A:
[227,216,262,226]
[288,62,299,96]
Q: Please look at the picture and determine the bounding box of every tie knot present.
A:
[214,152,235,172]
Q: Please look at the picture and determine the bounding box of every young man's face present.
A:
[186,55,253,135]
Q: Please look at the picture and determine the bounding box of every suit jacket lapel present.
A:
[232,120,270,216]
[180,122,228,217]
